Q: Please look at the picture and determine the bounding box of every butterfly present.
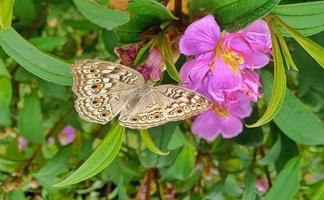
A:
[71,59,212,129]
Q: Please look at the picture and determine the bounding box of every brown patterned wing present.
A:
[155,85,212,121]
[71,59,144,124]
[118,85,212,129]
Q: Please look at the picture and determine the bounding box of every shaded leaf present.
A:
[261,71,324,145]
[18,92,44,143]
[242,168,256,200]
[265,157,301,200]
[116,0,176,43]
[73,0,129,30]
[189,0,281,32]
[258,136,281,165]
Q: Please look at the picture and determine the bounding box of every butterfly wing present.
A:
[119,85,212,129]
[71,59,145,124]
[118,89,167,129]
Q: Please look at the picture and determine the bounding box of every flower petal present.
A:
[191,110,221,141]
[207,58,242,101]
[219,116,243,138]
[180,15,220,56]
[180,59,210,90]
[228,94,252,118]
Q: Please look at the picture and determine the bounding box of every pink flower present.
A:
[137,48,163,81]
[179,15,270,140]
[179,15,271,91]
[18,137,28,151]
[192,93,252,141]
[47,137,55,145]
[114,44,141,66]
[58,126,76,146]
[256,176,269,192]
[115,45,163,81]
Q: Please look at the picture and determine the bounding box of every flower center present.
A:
[214,43,244,75]
[213,103,229,118]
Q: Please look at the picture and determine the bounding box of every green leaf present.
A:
[54,124,125,187]
[133,37,158,66]
[225,174,242,197]
[247,22,286,128]
[140,129,169,156]
[242,168,256,200]
[258,136,281,165]
[189,0,281,32]
[0,158,20,173]
[34,147,71,187]
[272,2,324,36]
[138,122,179,168]
[18,92,44,143]
[160,34,180,82]
[165,141,196,180]
[261,71,324,145]
[13,0,36,25]
[0,0,14,29]
[276,30,298,71]
[116,0,176,43]
[73,0,129,30]
[0,77,12,106]
[272,15,324,68]
[265,157,301,200]
[311,182,324,200]
[0,58,11,78]
[29,36,67,52]
[8,189,25,200]
[275,132,299,172]
[0,28,72,86]
[167,127,187,150]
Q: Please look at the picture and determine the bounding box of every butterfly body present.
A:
[71,59,211,129]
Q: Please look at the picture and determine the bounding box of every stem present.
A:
[145,170,152,200]
[174,0,182,18]
[260,146,273,187]
[153,168,163,200]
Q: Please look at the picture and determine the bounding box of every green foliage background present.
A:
[0,0,323,199]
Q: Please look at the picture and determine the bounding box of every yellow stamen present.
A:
[213,103,229,118]
[213,42,244,75]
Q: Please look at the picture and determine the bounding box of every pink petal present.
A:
[219,116,243,138]
[242,70,262,101]
[228,94,252,118]
[207,58,242,101]
[59,125,76,146]
[180,59,210,90]
[242,20,272,50]
[191,110,221,141]
[179,15,220,56]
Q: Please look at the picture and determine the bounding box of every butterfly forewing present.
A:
[71,59,144,124]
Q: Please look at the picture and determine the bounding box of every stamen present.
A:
[212,103,229,118]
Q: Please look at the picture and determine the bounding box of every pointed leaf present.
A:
[54,124,125,187]
[273,2,324,36]
[160,34,180,82]
[0,0,14,29]
[247,21,286,127]
[0,28,72,85]
[140,129,169,156]
[273,15,324,68]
